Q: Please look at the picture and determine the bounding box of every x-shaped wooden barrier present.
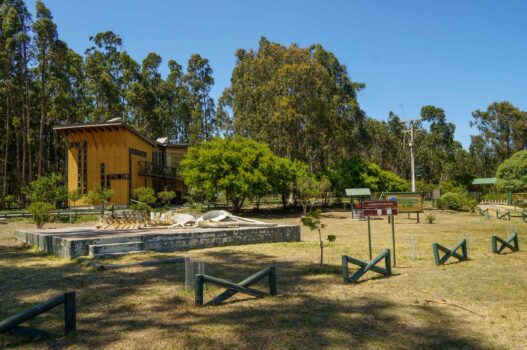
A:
[342,249,391,284]
[492,233,519,254]
[195,266,276,306]
[479,208,489,218]
[432,239,468,265]
[496,210,511,221]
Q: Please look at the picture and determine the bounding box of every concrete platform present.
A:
[15,225,301,259]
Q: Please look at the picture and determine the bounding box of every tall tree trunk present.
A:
[3,94,10,197]
[38,56,48,176]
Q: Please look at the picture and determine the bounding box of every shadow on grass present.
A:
[0,244,493,349]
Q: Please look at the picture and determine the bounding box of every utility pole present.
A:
[402,119,422,192]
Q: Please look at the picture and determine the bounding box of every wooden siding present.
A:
[62,125,187,206]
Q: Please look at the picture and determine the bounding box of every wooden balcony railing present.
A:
[138,161,177,180]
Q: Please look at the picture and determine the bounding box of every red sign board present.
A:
[363,208,398,217]
[362,200,398,209]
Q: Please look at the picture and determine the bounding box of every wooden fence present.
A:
[0,292,76,337]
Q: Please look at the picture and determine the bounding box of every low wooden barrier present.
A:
[342,249,391,284]
[0,292,76,337]
[195,266,277,306]
[479,208,489,218]
[523,212,527,223]
[496,210,511,221]
[491,233,519,254]
[433,239,468,265]
[0,208,100,220]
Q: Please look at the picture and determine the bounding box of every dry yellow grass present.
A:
[0,209,526,349]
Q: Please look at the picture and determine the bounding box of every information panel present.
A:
[384,192,423,213]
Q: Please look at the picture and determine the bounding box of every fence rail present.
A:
[0,292,76,337]
[0,208,100,220]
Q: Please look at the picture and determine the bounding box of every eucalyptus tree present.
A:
[219,37,365,171]
[471,101,527,163]
[184,54,216,145]
[0,0,32,195]
[161,59,191,143]
[33,0,57,175]
[84,31,126,121]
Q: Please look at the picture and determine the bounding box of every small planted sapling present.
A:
[301,209,336,269]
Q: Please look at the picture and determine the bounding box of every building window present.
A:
[82,141,88,194]
[76,143,82,194]
[100,163,105,189]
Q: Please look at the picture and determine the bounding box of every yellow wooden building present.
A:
[54,121,188,206]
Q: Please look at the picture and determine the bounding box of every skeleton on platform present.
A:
[96,209,276,230]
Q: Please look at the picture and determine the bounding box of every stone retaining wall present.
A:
[16,225,301,259]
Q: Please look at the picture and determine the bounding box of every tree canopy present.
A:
[496,150,527,192]
[219,37,365,171]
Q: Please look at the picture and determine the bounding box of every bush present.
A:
[439,181,467,194]
[68,189,81,208]
[436,192,473,211]
[28,201,54,229]
[157,190,176,210]
[181,137,288,212]
[85,186,114,214]
[24,173,67,208]
[496,150,527,192]
[425,213,436,224]
[133,187,157,205]
[130,202,152,218]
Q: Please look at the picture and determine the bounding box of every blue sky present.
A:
[26,0,527,148]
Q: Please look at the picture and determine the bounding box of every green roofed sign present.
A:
[345,188,371,197]
[472,178,497,185]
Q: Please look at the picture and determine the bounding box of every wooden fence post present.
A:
[341,256,349,283]
[195,274,204,306]
[269,266,277,295]
[64,292,76,334]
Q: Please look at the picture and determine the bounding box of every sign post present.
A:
[367,216,372,260]
[391,214,396,267]
[362,200,398,267]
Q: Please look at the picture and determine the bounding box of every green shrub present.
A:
[130,202,152,217]
[466,198,478,213]
[28,201,54,228]
[68,189,82,208]
[436,192,477,211]
[425,213,436,224]
[436,192,467,211]
[132,187,156,205]
[157,190,176,210]
[85,186,114,214]
[24,173,67,208]
[439,181,467,194]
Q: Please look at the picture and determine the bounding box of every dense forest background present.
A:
[1,0,526,198]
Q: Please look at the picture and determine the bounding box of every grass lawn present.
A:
[0,210,526,349]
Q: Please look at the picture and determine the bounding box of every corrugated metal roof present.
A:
[472,178,497,185]
[54,121,188,149]
[345,188,371,196]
